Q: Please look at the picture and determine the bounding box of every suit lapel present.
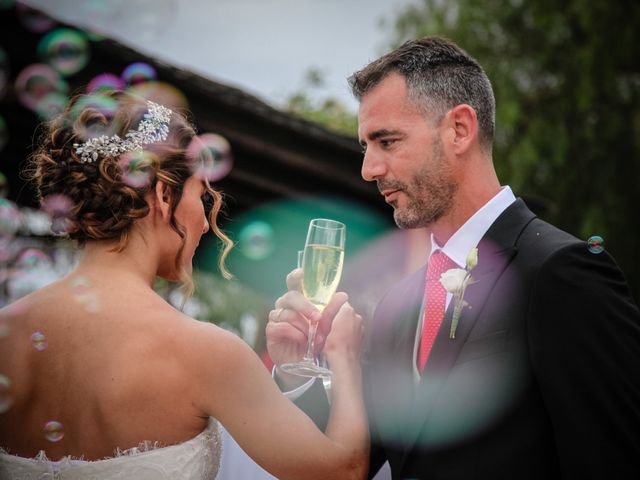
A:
[396,199,536,467]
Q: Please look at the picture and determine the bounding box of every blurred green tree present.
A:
[284,68,358,136]
[385,0,640,300]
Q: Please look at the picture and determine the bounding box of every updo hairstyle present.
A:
[28,90,233,283]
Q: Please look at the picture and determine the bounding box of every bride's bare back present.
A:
[0,274,212,460]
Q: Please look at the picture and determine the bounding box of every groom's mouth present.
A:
[381,189,401,203]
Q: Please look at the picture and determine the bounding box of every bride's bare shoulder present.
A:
[171,313,257,366]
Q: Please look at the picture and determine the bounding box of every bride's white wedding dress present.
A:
[0,418,221,480]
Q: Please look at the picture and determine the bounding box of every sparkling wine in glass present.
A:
[280,219,345,378]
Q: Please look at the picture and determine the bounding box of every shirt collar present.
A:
[429,186,516,267]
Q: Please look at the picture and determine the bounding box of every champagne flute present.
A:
[297,248,332,400]
[280,219,346,378]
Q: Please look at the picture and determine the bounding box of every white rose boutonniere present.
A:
[440,247,479,339]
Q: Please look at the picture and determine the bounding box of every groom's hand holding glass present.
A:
[267,269,360,390]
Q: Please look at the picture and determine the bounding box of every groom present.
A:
[267,37,640,479]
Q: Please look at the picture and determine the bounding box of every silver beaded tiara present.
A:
[73,100,173,163]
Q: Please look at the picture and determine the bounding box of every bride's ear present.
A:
[152,180,172,222]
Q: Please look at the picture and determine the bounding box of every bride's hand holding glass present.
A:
[267,276,348,382]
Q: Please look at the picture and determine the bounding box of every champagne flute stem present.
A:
[303,319,320,364]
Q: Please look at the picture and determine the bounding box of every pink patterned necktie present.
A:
[418,250,456,373]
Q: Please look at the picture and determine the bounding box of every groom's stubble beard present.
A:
[388,136,458,230]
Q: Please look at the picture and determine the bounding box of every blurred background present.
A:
[0,0,638,362]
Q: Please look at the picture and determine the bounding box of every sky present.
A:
[25,0,418,112]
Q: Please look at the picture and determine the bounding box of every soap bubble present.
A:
[119,150,155,188]
[43,421,64,442]
[87,73,125,93]
[37,28,90,76]
[121,62,156,86]
[41,193,74,235]
[31,331,48,351]
[35,91,68,120]
[186,134,233,182]
[587,236,605,254]
[15,248,51,271]
[238,221,275,261]
[129,81,188,111]
[70,276,101,313]
[15,63,68,112]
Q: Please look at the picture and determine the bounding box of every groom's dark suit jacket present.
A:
[300,199,640,479]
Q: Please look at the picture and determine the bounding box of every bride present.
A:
[0,91,368,479]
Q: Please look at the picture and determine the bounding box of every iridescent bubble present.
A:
[129,81,189,111]
[87,73,125,93]
[41,194,74,235]
[37,28,90,77]
[238,221,275,260]
[0,374,13,413]
[587,235,605,254]
[31,331,48,351]
[70,276,101,314]
[71,275,91,296]
[121,62,156,86]
[43,421,64,442]
[71,92,118,118]
[186,134,233,182]
[17,4,56,33]
[69,93,119,141]
[15,64,68,112]
[119,150,156,188]
[15,248,51,271]
[0,47,9,99]
[0,115,8,152]
[35,91,68,120]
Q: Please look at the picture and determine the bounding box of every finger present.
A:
[265,320,307,347]
[318,292,349,337]
[285,268,303,292]
[275,290,321,323]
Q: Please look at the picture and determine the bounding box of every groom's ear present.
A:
[152,180,172,222]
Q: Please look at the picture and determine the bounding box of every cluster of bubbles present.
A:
[0,2,237,446]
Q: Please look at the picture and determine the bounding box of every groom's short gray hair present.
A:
[349,36,495,154]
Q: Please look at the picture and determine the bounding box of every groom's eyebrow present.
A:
[362,129,402,144]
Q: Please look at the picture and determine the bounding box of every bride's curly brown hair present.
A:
[26,90,233,294]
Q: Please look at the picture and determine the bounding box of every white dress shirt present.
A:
[411,186,516,380]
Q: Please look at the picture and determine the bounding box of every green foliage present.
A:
[284,68,358,136]
[388,0,640,300]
